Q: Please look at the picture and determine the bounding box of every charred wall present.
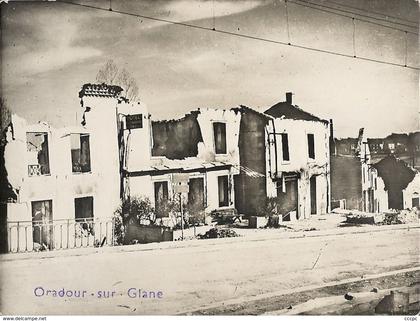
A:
[331,155,362,210]
[151,112,203,159]
[373,156,416,210]
[234,109,268,216]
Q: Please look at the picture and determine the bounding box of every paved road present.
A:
[0,228,418,315]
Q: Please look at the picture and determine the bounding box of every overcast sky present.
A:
[1,0,419,137]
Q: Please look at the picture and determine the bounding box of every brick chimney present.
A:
[286,92,293,104]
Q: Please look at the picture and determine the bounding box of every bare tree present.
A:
[96,60,140,101]
[96,59,119,85]
[117,68,139,101]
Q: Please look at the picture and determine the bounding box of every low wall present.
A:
[125,224,173,244]
[173,225,213,240]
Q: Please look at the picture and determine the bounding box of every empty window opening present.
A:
[218,175,229,207]
[32,200,53,249]
[307,134,315,159]
[26,132,50,176]
[71,134,91,173]
[213,122,227,154]
[281,133,290,161]
[154,181,169,218]
[188,177,205,209]
[75,196,94,233]
[75,197,94,220]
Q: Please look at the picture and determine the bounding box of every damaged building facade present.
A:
[262,93,331,219]
[122,92,332,223]
[1,84,126,252]
[360,139,420,212]
[330,129,420,213]
[1,85,332,252]
[119,104,242,226]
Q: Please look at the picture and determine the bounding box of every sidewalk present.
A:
[1,214,418,262]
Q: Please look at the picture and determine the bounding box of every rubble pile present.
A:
[344,213,378,225]
[398,208,420,223]
[198,228,239,239]
[382,209,419,225]
[343,208,419,225]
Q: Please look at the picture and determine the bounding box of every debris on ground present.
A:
[344,293,354,300]
[267,215,280,228]
[331,208,356,215]
[375,290,410,315]
[198,228,239,239]
[344,213,379,225]
[342,208,419,226]
[33,242,48,252]
[381,209,419,225]
[211,209,241,225]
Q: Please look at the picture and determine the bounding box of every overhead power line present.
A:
[58,0,419,71]
[323,0,419,26]
[288,0,418,35]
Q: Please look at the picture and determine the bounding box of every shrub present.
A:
[113,196,155,245]
[198,227,239,239]
[186,202,206,226]
[256,197,280,217]
[155,198,179,221]
[119,196,155,225]
[113,211,125,245]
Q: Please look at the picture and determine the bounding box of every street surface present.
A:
[0,227,418,315]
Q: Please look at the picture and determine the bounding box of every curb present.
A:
[1,223,419,262]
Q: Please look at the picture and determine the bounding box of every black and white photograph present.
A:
[0,0,419,318]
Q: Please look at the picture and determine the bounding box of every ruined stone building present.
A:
[360,139,419,212]
[1,84,127,252]
[122,92,332,222]
[120,104,242,226]
[330,128,420,212]
[232,106,272,216]
[1,85,333,252]
[263,93,331,220]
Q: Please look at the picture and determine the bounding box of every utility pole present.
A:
[179,192,184,240]
[173,173,189,241]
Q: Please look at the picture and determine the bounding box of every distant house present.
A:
[330,129,364,210]
[360,143,419,212]
[331,129,420,212]
[367,132,419,169]
[334,137,359,156]
[408,132,420,170]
